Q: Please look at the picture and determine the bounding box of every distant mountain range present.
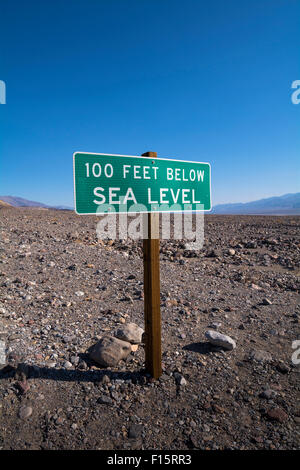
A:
[0,193,299,215]
[212,193,300,215]
[0,196,72,211]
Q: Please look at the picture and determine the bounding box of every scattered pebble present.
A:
[19,405,32,419]
[248,349,272,363]
[266,407,288,423]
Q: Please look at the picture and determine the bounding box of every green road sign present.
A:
[73,152,211,214]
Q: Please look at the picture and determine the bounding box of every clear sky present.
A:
[0,0,299,207]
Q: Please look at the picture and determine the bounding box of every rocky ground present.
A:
[0,206,299,450]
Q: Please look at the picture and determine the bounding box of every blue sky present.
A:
[0,0,299,207]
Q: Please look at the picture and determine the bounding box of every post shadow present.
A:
[0,353,149,384]
[183,341,222,354]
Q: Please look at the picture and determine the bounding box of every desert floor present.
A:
[0,207,299,450]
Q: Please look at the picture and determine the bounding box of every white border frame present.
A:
[73,151,212,215]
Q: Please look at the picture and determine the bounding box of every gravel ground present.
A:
[0,207,299,450]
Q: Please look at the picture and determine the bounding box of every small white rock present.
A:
[174,372,187,386]
[75,291,84,297]
[179,376,187,386]
[251,283,262,290]
[63,361,73,369]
